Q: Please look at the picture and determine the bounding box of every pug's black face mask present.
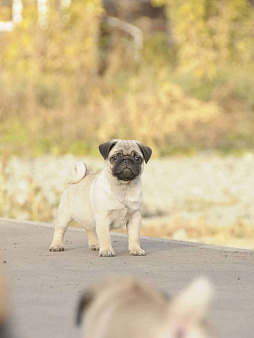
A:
[110,153,143,181]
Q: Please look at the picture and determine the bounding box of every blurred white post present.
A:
[0,0,23,31]
[37,0,48,28]
[13,0,23,23]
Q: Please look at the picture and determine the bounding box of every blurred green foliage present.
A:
[153,0,254,78]
[0,0,254,157]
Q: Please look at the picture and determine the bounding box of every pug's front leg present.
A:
[86,229,100,251]
[127,211,146,256]
[96,217,115,257]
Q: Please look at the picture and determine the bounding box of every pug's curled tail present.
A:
[69,161,93,184]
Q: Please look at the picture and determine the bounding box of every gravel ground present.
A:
[2,153,254,231]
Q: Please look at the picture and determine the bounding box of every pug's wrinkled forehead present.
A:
[99,139,152,163]
[109,140,142,156]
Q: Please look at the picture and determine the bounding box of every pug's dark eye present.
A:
[111,155,118,162]
[135,156,142,162]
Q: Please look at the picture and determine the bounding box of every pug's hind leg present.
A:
[50,192,72,252]
[86,230,99,251]
[49,213,72,252]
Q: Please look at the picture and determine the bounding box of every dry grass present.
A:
[71,218,254,249]
[140,220,254,249]
[1,154,254,250]
[1,63,254,157]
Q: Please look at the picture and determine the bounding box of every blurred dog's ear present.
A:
[137,143,152,163]
[169,277,214,332]
[0,325,11,338]
[99,140,118,160]
[76,291,94,326]
[0,267,10,338]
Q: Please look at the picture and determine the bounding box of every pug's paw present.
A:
[129,246,146,256]
[99,248,115,257]
[49,244,64,252]
[90,244,100,251]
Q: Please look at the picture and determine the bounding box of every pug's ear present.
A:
[99,140,118,160]
[76,291,94,326]
[137,143,152,163]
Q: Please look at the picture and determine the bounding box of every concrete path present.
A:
[0,218,254,338]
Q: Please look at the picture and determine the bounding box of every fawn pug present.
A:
[49,139,152,257]
[77,277,215,338]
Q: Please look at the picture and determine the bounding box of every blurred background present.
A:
[1,0,254,248]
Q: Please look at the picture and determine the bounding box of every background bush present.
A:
[0,0,254,156]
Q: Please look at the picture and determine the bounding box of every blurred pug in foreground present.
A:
[77,277,215,338]
[49,139,152,257]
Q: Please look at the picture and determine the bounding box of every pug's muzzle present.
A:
[112,156,141,181]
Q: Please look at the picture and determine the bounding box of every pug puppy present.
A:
[49,139,152,257]
[76,277,215,338]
